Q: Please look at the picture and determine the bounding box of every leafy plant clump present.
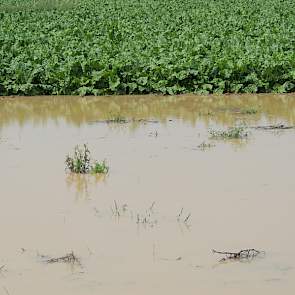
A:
[91,160,109,174]
[1,0,295,95]
[209,126,248,139]
[65,144,108,174]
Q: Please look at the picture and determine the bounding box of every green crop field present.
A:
[1,0,295,95]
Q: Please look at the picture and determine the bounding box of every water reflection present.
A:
[1,94,295,129]
[65,173,107,200]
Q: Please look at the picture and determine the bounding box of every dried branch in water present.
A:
[251,124,295,130]
[212,249,264,261]
[46,251,80,265]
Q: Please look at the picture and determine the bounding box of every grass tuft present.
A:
[240,107,259,115]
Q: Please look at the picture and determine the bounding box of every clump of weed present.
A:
[240,107,259,115]
[106,112,128,123]
[65,144,108,174]
[209,126,248,139]
[198,110,214,116]
[91,160,109,174]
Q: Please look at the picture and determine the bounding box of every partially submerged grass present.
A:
[65,144,108,174]
[177,207,191,225]
[209,126,248,139]
[197,141,215,151]
[106,112,128,123]
[198,110,214,116]
[239,107,259,115]
[110,200,158,227]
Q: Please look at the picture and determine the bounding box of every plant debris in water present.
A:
[46,251,80,265]
[65,144,108,174]
[212,249,264,262]
[239,107,259,115]
[209,126,249,139]
[89,117,160,125]
[251,124,295,130]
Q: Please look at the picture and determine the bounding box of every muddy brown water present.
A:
[0,94,295,294]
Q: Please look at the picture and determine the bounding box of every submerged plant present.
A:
[65,144,108,174]
[106,112,128,123]
[209,126,248,139]
[240,107,259,115]
[197,141,215,150]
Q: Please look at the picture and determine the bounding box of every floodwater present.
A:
[0,94,295,295]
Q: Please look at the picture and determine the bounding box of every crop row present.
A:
[1,0,295,95]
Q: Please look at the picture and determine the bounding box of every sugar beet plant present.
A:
[65,144,108,174]
[1,0,295,95]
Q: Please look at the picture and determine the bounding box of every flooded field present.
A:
[0,94,295,294]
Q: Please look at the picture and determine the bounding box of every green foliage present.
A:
[91,160,109,174]
[65,144,108,174]
[209,127,248,139]
[1,0,295,95]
